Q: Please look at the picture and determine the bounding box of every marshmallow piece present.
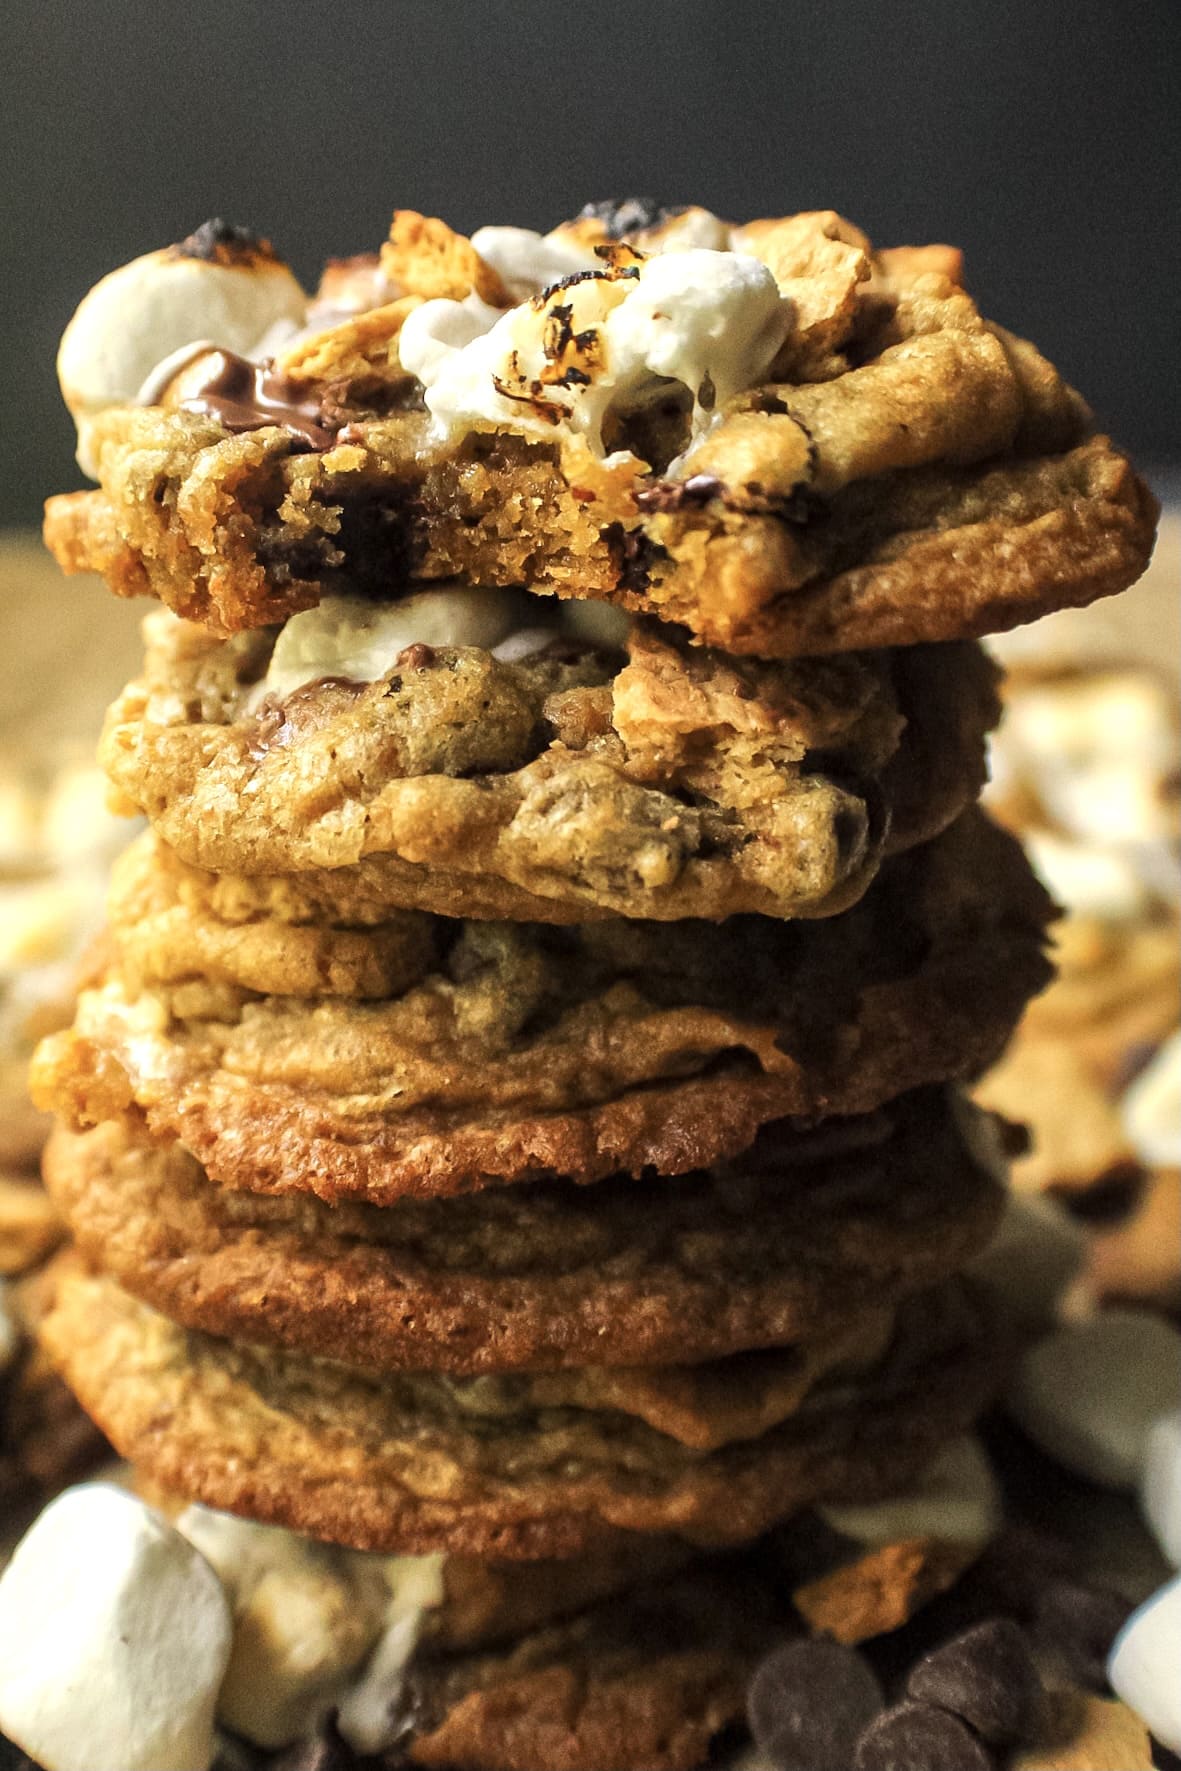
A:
[819,1435,1000,1553]
[1141,1411,1181,1568]
[470,226,598,301]
[176,1505,387,1750]
[0,1484,231,1771]
[337,1553,446,1754]
[967,1191,1088,1331]
[0,1279,19,1375]
[258,586,527,704]
[1108,1574,1181,1753]
[58,236,306,475]
[1008,1310,1181,1489]
[1123,1033,1181,1172]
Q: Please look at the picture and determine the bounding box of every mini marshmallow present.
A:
[1122,1033,1181,1172]
[1008,1310,1181,1489]
[967,1191,1088,1331]
[176,1506,387,1750]
[819,1435,1001,1553]
[1141,1411,1181,1568]
[1108,1574,1181,1753]
[58,237,306,475]
[0,1484,232,1771]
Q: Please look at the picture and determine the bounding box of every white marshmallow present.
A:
[58,243,306,475]
[470,225,598,301]
[256,586,529,705]
[1108,1574,1181,1753]
[819,1435,1000,1552]
[967,1190,1088,1332]
[1122,1033,1181,1171]
[175,1506,387,1750]
[0,1484,231,1771]
[336,1554,446,1754]
[1141,1411,1181,1568]
[408,247,788,455]
[1007,1310,1181,1489]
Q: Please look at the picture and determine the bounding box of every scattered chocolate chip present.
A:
[1032,1578,1132,1689]
[906,1618,1043,1745]
[747,1638,883,1768]
[854,1700,995,1771]
[601,521,666,593]
[176,218,274,264]
[577,197,685,238]
[394,643,437,672]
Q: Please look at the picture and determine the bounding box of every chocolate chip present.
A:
[747,1638,883,1768]
[577,197,685,238]
[854,1701,995,1771]
[1032,1578,1132,1689]
[906,1618,1044,1745]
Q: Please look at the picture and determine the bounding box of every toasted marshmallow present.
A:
[58,225,306,475]
[0,1484,232,1771]
[409,247,788,455]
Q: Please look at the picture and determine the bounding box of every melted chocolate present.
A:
[179,350,338,450]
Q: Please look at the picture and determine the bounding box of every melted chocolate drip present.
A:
[179,350,338,450]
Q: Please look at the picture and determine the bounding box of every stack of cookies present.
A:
[16,202,1158,1770]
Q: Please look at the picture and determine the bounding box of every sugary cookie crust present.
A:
[42,1090,1002,1373]
[44,209,1158,655]
[32,813,1054,1200]
[96,612,998,923]
[41,1264,998,1557]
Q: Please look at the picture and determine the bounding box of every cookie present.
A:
[97,612,998,923]
[41,1089,1003,1372]
[33,813,1054,1201]
[45,208,1157,655]
[40,1266,998,1558]
[398,1558,778,1771]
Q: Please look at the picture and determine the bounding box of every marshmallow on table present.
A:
[0,1484,232,1771]
[967,1191,1088,1332]
[1108,1574,1181,1754]
[1007,1310,1181,1489]
[1141,1411,1181,1568]
[819,1435,1001,1555]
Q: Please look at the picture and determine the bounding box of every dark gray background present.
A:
[3,0,1178,526]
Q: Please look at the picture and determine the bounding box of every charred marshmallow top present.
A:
[399,247,789,453]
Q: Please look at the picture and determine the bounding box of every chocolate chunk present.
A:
[578,197,685,238]
[747,1638,883,1768]
[179,351,338,451]
[1033,1578,1132,1689]
[176,218,275,265]
[906,1618,1044,1745]
[854,1701,995,1770]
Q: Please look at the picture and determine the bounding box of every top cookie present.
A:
[44,205,1157,656]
